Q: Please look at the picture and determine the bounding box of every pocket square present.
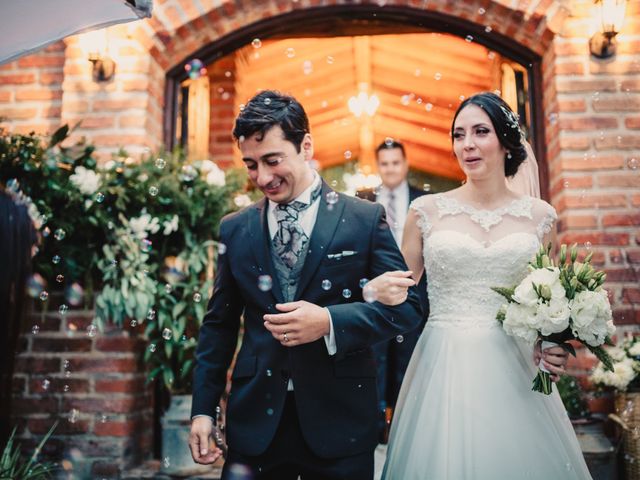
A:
[327,250,357,260]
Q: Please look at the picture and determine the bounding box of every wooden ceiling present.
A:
[233,33,501,181]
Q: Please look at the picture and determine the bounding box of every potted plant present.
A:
[590,336,640,479]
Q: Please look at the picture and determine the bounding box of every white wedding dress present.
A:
[382,194,592,480]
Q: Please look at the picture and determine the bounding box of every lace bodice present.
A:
[410,194,557,329]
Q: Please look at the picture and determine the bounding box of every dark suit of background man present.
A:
[357,140,429,444]
[189,90,423,480]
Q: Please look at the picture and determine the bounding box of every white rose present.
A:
[628,343,640,357]
[503,302,539,344]
[129,211,160,239]
[513,267,564,307]
[69,166,101,195]
[233,194,252,208]
[536,297,571,336]
[162,215,179,235]
[205,163,226,187]
[570,289,614,347]
[198,159,216,173]
[609,346,629,361]
[590,358,636,391]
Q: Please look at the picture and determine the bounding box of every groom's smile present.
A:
[240,125,315,204]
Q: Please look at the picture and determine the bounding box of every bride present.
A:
[369,92,592,479]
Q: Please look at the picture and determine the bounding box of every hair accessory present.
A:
[500,106,522,135]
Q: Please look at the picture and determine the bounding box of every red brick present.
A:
[92,98,148,111]
[31,337,92,352]
[0,73,36,84]
[560,232,629,246]
[67,357,139,373]
[95,335,144,352]
[557,98,586,112]
[627,250,640,264]
[12,376,26,394]
[556,79,617,93]
[0,107,38,119]
[558,194,627,209]
[558,136,591,150]
[602,213,640,227]
[29,378,90,394]
[91,134,149,146]
[621,79,640,92]
[593,97,640,112]
[91,461,121,477]
[15,89,62,101]
[12,397,59,415]
[14,356,60,373]
[595,135,640,150]
[558,117,618,130]
[590,61,640,75]
[612,308,636,324]
[27,417,89,435]
[557,215,598,230]
[560,155,625,171]
[623,288,640,304]
[17,56,64,68]
[62,394,150,413]
[604,268,637,282]
[40,73,64,85]
[555,62,584,75]
[94,418,144,436]
[95,377,147,394]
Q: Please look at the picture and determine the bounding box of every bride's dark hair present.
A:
[451,92,527,177]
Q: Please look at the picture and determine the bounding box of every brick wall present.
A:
[1,0,639,471]
[12,294,153,478]
[0,41,65,135]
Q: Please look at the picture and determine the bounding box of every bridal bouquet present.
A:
[492,243,615,394]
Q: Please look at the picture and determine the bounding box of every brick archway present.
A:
[133,0,571,198]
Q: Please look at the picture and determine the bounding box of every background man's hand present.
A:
[264,301,330,346]
[189,416,223,465]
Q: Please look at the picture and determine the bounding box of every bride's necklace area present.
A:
[436,195,533,232]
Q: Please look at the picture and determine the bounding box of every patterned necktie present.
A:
[272,183,323,269]
[386,190,397,231]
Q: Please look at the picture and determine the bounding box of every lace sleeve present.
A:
[536,202,557,241]
[409,196,432,237]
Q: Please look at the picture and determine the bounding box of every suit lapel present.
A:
[248,198,284,304]
[295,182,345,300]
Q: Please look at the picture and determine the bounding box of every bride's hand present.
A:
[533,341,568,382]
[363,271,415,306]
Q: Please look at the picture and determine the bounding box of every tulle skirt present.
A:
[382,320,592,480]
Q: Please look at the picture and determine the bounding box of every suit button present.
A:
[288,280,296,286]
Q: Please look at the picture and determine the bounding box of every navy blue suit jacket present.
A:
[191,181,423,459]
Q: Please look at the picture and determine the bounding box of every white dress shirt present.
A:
[377,180,409,246]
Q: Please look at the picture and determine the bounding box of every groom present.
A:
[189,90,423,479]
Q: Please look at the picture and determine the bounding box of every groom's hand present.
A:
[189,416,223,465]
[264,301,330,347]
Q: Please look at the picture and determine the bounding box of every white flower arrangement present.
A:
[69,166,101,195]
[590,336,640,392]
[494,243,615,394]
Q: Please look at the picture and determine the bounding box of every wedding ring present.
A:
[283,332,289,343]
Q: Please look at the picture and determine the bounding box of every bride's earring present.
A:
[506,152,512,160]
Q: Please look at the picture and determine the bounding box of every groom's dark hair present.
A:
[233,90,310,153]
[451,92,527,177]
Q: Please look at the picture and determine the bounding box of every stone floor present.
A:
[122,446,387,480]
[122,460,222,479]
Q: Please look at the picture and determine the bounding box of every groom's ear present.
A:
[301,133,313,161]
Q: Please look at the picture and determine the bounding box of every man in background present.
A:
[357,139,429,444]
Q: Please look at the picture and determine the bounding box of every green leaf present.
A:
[586,344,615,372]
[48,124,69,148]
[491,286,515,301]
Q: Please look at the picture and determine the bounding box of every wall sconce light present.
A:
[88,53,115,82]
[589,0,627,58]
